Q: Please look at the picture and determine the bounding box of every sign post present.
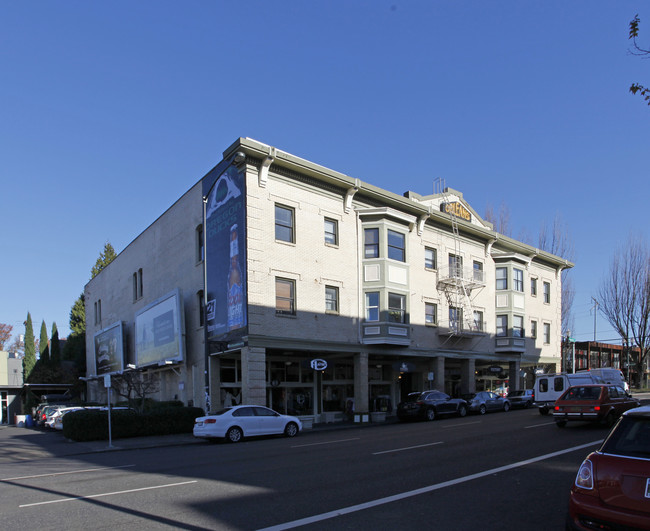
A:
[103,374,113,448]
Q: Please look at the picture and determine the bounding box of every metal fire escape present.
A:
[434,179,485,338]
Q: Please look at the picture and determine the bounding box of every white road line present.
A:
[442,421,482,428]
[524,422,557,429]
[291,438,360,448]
[2,465,136,482]
[372,442,443,455]
[257,440,603,531]
[19,480,197,508]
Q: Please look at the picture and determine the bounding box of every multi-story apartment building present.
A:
[84,137,572,422]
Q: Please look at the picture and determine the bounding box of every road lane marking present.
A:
[442,421,481,428]
[19,480,197,508]
[291,438,360,448]
[2,465,136,482]
[372,442,443,455]
[524,422,557,429]
[257,440,603,531]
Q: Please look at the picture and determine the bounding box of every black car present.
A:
[397,391,468,421]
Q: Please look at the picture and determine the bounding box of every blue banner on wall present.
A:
[204,164,247,345]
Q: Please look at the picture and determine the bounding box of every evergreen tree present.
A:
[69,293,85,336]
[50,322,61,365]
[23,313,36,381]
[91,242,117,279]
[39,320,49,364]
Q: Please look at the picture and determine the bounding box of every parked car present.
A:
[567,405,650,530]
[396,391,468,421]
[36,405,67,427]
[463,391,511,415]
[553,384,641,428]
[534,372,603,415]
[193,405,302,443]
[51,407,86,430]
[507,389,535,409]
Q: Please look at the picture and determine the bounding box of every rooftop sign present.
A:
[441,201,471,222]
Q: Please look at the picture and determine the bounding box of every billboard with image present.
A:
[93,321,125,375]
[134,288,185,367]
[203,162,248,345]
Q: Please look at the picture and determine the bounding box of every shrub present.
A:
[62,406,204,442]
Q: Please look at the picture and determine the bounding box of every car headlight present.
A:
[575,459,594,490]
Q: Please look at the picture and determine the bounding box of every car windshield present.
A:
[508,391,525,397]
[601,416,650,458]
[212,408,232,416]
[564,386,602,400]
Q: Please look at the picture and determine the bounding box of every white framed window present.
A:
[449,306,462,330]
[513,268,524,292]
[496,315,507,337]
[364,228,379,258]
[425,302,437,325]
[387,230,405,262]
[425,247,437,270]
[543,322,551,344]
[325,285,339,313]
[365,292,379,321]
[275,278,295,315]
[275,204,295,243]
[531,278,538,297]
[513,315,524,337]
[449,254,463,278]
[388,293,406,323]
[530,320,538,339]
[473,310,484,331]
[324,218,338,246]
[543,282,551,304]
[496,267,507,290]
[473,261,484,282]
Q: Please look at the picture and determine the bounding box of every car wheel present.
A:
[425,408,436,421]
[226,426,243,443]
[479,404,487,415]
[458,405,467,417]
[284,422,299,437]
[503,402,510,412]
[556,420,567,428]
[602,412,616,429]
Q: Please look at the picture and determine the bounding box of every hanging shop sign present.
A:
[311,359,328,371]
[440,201,471,222]
[489,366,503,373]
[393,361,416,373]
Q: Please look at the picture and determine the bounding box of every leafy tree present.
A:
[91,242,117,279]
[0,323,12,350]
[50,322,61,365]
[23,313,36,381]
[39,320,49,364]
[597,234,650,387]
[628,14,650,105]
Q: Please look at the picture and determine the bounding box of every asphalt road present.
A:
[0,408,622,530]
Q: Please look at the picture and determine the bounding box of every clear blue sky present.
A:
[2,1,648,346]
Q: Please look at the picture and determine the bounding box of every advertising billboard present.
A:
[134,288,185,367]
[93,321,125,376]
[204,163,247,345]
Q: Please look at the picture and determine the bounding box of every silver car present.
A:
[463,391,511,415]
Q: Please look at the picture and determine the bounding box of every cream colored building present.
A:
[84,137,572,422]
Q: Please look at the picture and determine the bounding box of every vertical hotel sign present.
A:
[204,163,247,345]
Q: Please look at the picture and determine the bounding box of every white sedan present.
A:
[193,405,302,443]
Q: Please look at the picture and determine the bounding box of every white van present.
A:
[534,372,604,415]
[579,368,629,392]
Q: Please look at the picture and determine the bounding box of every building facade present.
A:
[84,138,572,422]
[0,350,24,423]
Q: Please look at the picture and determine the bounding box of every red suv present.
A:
[553,384,640,428]
[567,405,650,530]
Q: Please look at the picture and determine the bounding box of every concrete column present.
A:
[460,358,476,395]
[241,346,267,406]
[433,357,445,392]
[207,356,221,413]
[509,360,521,392]
[353,352,369,422]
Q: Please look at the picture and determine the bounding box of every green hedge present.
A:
[62,406,205,442]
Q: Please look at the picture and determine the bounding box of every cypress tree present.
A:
[23,313,36,381]
[50,322,61,365]
[39,320,49,364]
[91,242,117,279]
